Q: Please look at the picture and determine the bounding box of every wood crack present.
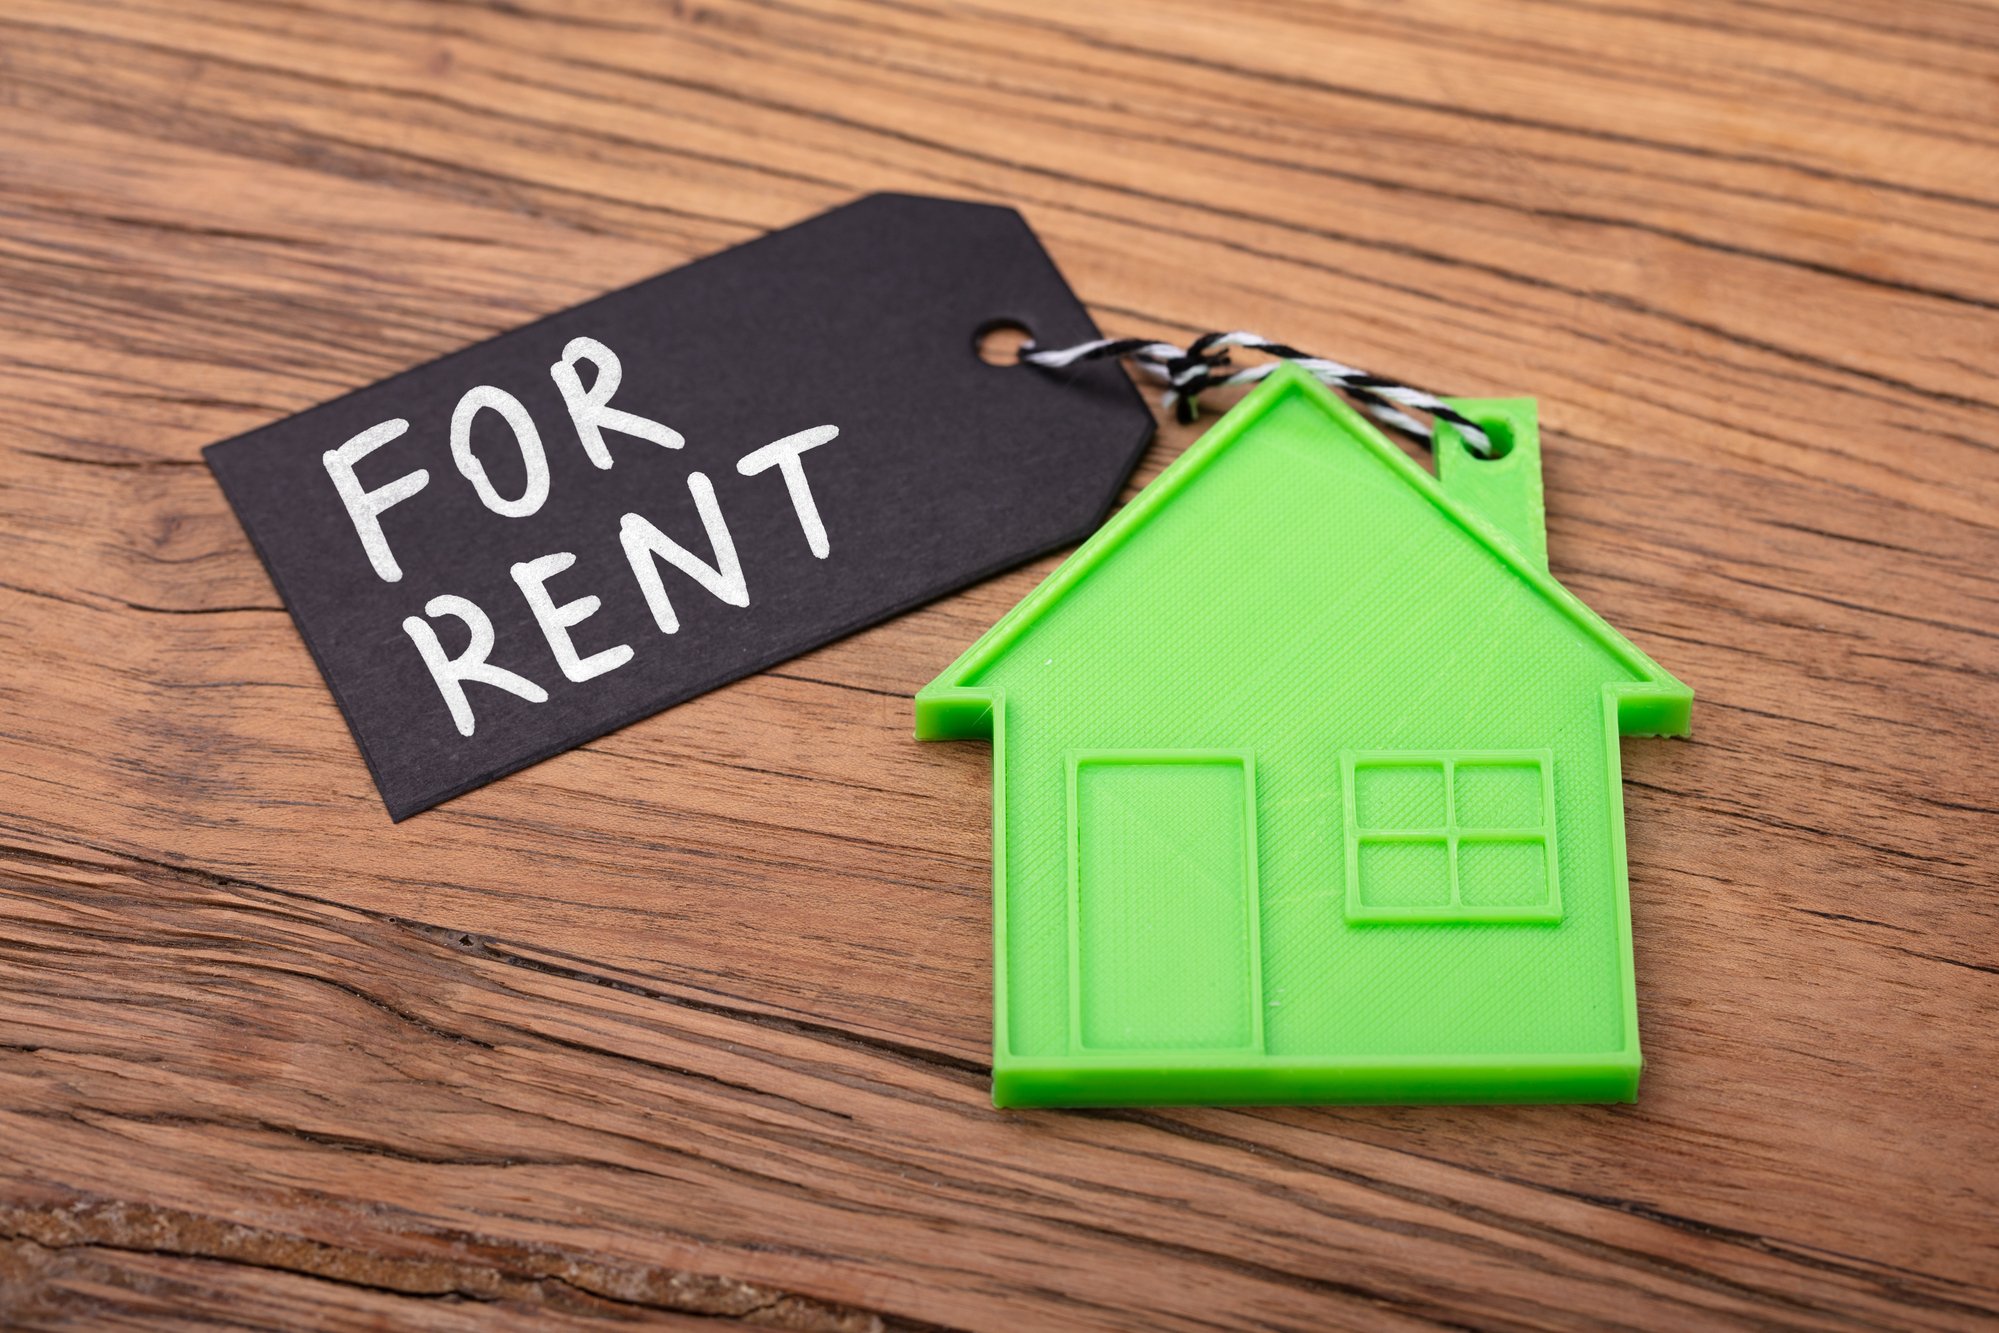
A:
[0,1197,901,1329]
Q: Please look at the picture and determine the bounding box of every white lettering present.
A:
[451,386,549,518]
[551,336,684,469]
[510,551,633,683]
[401,594,549,737]
[618,473,747,634]
[323,419,427,582]
[736,424,839,559]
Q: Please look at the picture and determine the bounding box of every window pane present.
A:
[1455,761,1543,829]
[1356,838,1451,910]
[1352,762,1446,829]
[1457,838,1551,908]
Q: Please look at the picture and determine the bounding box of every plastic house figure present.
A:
[916,365,1691,1108]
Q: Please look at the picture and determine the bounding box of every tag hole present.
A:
[974,320,1033,367]
[1466,418,1515,460]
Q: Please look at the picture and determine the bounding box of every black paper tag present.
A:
[205,193,1152,819]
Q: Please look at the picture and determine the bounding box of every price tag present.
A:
[206,194,1152,819]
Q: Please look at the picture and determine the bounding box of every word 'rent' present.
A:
[321,335,840,738]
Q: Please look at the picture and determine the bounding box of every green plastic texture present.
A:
[916,365,1691,1109]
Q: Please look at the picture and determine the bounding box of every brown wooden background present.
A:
[3,1,1997,1328]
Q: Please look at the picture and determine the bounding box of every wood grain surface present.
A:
[3,1,1997,1328]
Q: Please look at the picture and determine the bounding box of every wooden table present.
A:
[3,2,1995,1328]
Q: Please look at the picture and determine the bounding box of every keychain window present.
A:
[1342,751,1561,924]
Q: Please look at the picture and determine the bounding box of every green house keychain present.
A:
[916,347,1691,1109]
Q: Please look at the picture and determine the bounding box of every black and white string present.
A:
[1018,331,1495,458]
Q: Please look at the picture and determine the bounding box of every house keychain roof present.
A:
[917,363,1691,1108]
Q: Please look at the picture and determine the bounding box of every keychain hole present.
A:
[974,319,1034,367]
[1465,417,1515,460]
